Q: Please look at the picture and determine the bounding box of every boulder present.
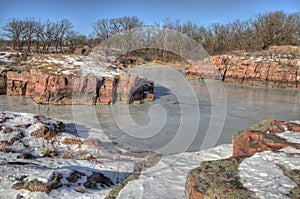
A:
[185,157,254,199]
[114,73,150,103]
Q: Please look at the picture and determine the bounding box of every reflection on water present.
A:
[0,80,299,153]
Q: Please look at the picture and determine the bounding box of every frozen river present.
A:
[1,65,299,154]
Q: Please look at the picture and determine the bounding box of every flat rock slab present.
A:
[185,157,254,199]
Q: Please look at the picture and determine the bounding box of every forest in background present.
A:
[0,11,299,55]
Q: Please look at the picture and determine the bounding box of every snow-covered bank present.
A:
[118,144,233,198]
[0,111,159,199]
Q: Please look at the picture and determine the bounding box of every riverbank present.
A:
[184,45,300,88]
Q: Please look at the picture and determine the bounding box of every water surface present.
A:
[1,65,299,153]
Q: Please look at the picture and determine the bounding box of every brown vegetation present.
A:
[117,48,191,66]
[62,138,83,146]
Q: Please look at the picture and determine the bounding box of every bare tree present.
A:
[253,11,300,49]
[23,17,37,52]
[93,16,144,42]
[2,18,26,50]
[118,16,144,31]
[53,19,73,53]
[93,18,111,41]
[66,30,87,53]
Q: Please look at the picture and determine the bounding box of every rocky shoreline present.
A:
[184,45,300,88]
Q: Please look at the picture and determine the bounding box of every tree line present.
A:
[1,11,300,55]
[1,18,87,53]
[156,11,300,54]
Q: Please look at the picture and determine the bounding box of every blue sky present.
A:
[0,0,299,35]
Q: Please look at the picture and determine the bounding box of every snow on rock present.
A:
[277,131,300,144]
[237,123,300,199]
[232,119,300,158]
[239,150,300,199]
[0,111,160,198]
[2,112,299,199]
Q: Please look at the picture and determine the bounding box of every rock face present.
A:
[185,120,300,199]
[5,69,154,105]
[184,45,300,88]
[114,73,154,103]
[0,70,7,94]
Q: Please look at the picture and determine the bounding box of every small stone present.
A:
[83,181,97,189]
[15,175,28,181]
[75,187,84,193]
[133,100,142,104]
[17,152,34,159]
[66,172,80,183]
[15,194,23,199]
[15,124,31,129]
[2,127,13,134]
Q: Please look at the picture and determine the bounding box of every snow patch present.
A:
[239,150,300,199]
[118,144,233,198]
[276,131,300,144]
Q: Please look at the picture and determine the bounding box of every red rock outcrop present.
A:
[5,69,154,105]
[214,56,299,88]
[184,46,300,88]
[114,73,153,103]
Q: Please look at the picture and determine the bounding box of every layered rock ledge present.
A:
[5,69,154,105]
[184,45,300,88]
[185,119,300,199]
[0,53,154,105]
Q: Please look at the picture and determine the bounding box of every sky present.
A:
[0,0,299,36]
